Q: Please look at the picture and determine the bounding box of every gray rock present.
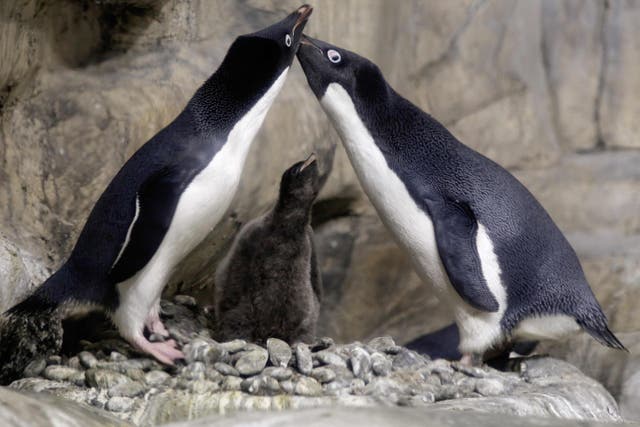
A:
[23,358,46,378]
[144,370,170,386]
[310,337,335,351]
[0,387,131,427]
[235,349,268,376]
[66,356,81,371]
[311,367,336,384]
[368,336,401,354]
[0,236,33,313]
[105,396,135,413]
[205,367,223,382]
[189,379,219,394]
[263,367,293,381]
[294,377,323,397]
[294,343,313,375]
[85,369,130,389]
[125,368,146,383]
[173,295,197,307]
[392,349,427,370]
[214,362,239,377]
[108,381,146,398]
[109,352,127,362]
[241,376,262,394]
[43,366,80,383]
[349,378,366,394]
[261,376,281,394]
[280,380,295,394]
[475,378,507,397]
[220,340,247,354]
[315,351,347,368]
[184,339,226,365]
[46,355,62,366]
[371,352,392,376]
[349,347,371,380]
[181,361,205,381]
[222,375,243,391]
[267,338,292,368]
[78,352,98,369]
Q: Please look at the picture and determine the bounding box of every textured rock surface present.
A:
[0,386,131,427]
[5,298,623,426]
[540,332,640,422]
[0,0,638,347]
[165,407,637,427]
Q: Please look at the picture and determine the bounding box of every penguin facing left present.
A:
[296,35,625,363]
[0,5,313,383]
[214,150,333,344]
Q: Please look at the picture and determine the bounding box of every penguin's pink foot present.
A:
[146,316,170,338]
[133,336,184,365]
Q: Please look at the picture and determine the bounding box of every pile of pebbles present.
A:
[8,296,537,423]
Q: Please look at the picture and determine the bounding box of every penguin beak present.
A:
[299,152,317,172]
[293,5,313,35]
[300,34,323,54]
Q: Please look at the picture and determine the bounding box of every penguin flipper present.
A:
[429,198,500,312]
[109,164,194,283]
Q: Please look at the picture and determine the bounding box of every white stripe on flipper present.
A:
[111,194,140,270]
[112,67,290,341]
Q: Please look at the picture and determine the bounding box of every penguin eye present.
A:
[285,34,292,47]
[327,49,341,63]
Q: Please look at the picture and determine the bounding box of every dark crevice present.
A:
[593,0,610,150]
[539,3,562,151]
[49,0,169,68]
[311,196,358,228]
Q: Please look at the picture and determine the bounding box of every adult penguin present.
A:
[296,35,625,364]
[0,5,313,383]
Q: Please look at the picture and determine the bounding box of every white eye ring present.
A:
[327,49,341,63]
[285,34,292,47]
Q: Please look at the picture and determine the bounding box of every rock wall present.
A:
[0,0,639,345]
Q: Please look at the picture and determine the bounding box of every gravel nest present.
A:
[5,295,597,424]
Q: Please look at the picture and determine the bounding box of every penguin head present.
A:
[278,153,321,209]
[217,5,313,88]
[296,35,387,101]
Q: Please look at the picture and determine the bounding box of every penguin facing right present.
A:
[296,35,626,363]
[214,150,333,344]
[0,5,313,384]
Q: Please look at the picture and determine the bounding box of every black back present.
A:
[297,37,619,341]
[12,6,313,312]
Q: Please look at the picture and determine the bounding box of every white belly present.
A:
[513,315,580,341]
[321,83,507,353]
[113,67,289,337]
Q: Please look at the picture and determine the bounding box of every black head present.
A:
[188,5,313,132]
[218,5,312,90]
[278,153,321,212]
[296,35,388,102]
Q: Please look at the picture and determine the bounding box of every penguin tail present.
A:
[578,318,628,352]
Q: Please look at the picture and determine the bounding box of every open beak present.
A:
[299,152,317,172]
[293,5,313,35]
[300,34,323,53]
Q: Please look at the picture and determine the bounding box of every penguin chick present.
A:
[214,153,326,344]
[296,35,625,363]
[0,5,313,383]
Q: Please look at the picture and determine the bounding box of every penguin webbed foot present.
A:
[145,317,170,338]
[133,336,184,366]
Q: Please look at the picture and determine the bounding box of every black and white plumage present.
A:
[214,151,332,344]
[0,5,313,381]
[296,35,625,360]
